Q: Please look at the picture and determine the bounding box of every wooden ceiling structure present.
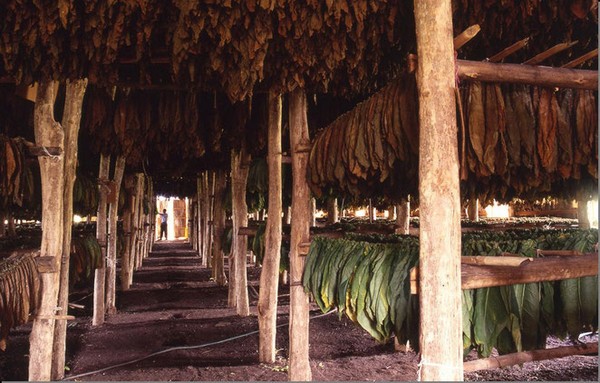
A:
[0,1,598,382]
[0,0,597,194]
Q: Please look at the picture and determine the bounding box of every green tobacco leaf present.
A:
[579,276,598,331]
[559,278,582,339]
[520,283,541,350]
[473,287,510,357]
[462,289,474,352]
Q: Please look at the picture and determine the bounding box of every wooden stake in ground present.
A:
[120,176,135,290]
[92,154,110,326]
[288,89,312,381]
[202,171,211,268]
[28,81,66,381]
[395,198,410,235]
[212,169,228,285]
[414,0,463,380]
[258,92,283,363]
[230,147,251,315]
[105,155,126,315]
[326,197,339,224]
[467,198,479,221]
[52,79,88,380]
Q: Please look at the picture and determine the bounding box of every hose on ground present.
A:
[62,309,337,380]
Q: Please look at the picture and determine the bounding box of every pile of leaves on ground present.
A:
[303,228,598,357]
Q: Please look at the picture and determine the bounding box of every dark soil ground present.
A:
[1,240,597,381]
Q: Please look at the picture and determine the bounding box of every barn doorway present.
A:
[155,196,190,240]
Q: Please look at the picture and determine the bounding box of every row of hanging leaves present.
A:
[308,74,597,205]
[0,251,40,351]
[1,1,594,101]
[303,228,598,357]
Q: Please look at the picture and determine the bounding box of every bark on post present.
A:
[105,155,126,315]
[201,172,211,268]
[92,154,110,326]
[414,0,463,380]
[258,92,283,363]
[133,174,144,270]
[310,198,317,226]
[395,198,411,235]
[7,212,16,236]
[28,81,65,381]
[284,206,292,225]
[231,148,251,316]
[52,79,88,380]
[326,197,339,224]
[120,185,133,291]
[368,199,374,223]
[212,170,227,285]
[288,89,312,381]
[197,176,203,256]
[467,199,479,222]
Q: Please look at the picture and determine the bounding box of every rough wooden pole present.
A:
[288,88,312,381]
[311,198,317,226]
[414,0,463,380]
[134,174,144,270]
[467,198,479,221]
[52,79,88,380]
[258,92,283,363]
[106,155,126,315]
[197,177,202,256]
[395,198,410,235]
[326,197,339,224]
[120,185,134,291]
[92,154,110,326]
[28,81,65,381]
[202,172,211,268]
[231,148,251,316]
[212,170,227,286]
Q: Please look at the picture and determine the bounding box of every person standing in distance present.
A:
[159,209,168,240]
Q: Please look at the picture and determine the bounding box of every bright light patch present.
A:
[588,200,598,229]
[73,215,83,223]
[354,209,367,217]
[484,200,510,218]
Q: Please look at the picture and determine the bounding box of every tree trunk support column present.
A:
[326,197,339,224]
[258,91,283,363]
[92,154,110,326]
[212,170,227,285]
[288,89,312,381]
[414,0,463,380]
[105,156,126,315]
[467,199,479,222]
[52,79,88,380]
[28,82,66,381]
[395,198,410,235]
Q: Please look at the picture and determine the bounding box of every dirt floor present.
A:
[1,240,597,381]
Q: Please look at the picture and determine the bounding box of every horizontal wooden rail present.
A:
[457,59,597,89]
[461,253,598,290]
[463,342,598,372]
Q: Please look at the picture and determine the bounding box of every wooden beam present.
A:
[562,49,598,69]
[488,38,530,63]
[523,41,579,65]
[414,0,463,380]
[461,253,598,290]
[457,59,597,89]
[463,342,598,372]
[461,256,531,267]
[25,146,63,157]
[453,24,480,50]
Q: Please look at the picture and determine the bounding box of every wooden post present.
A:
[310,198,317,226]
[120,177,134,291]
[258,91,283,363]
[28,81,65,381]
[202,172,211,268]
[288,88,312,381]
[467,198,479,222]
[284,206,292,225]
[52,79,87,380]
[326,197,339,224]
[230,147,251,315]
[6,211,16,236]
[134,174,144,270]
[105,155,126,315]
[92,154,110,326]
[395,198,410,235]
[212,170,227,285]
[0,211,6,237]
[414,0,463,380]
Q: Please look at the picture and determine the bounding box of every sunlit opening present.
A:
[73,215,83,223]
[484,200,510,218]
[588,200,598,229]
[354,209,367,217]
